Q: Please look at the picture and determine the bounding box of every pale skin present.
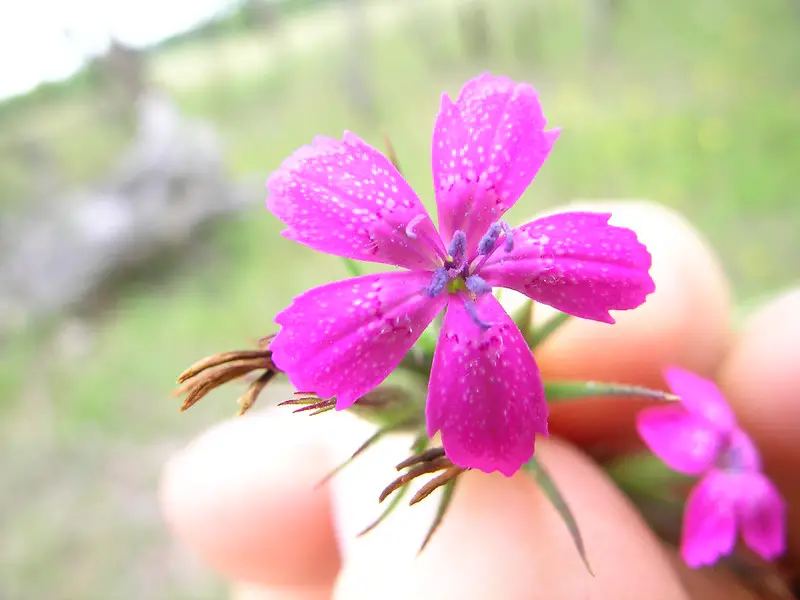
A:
[160,201,800,600]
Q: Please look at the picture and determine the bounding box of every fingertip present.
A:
[718,288,800,566]
[332,437,689,600]
[532,200,733,451]
[159,406,340,586]
[665,552,769,600]
[537,200,731,381]
[231,582,333,600]
[719,288,800,468]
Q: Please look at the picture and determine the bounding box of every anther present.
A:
[477,222,502,255]
[425,267,449,297]
[447,231,467,265]
[464,300,493,331]
[501,221,514,252]
[465,274,492,296]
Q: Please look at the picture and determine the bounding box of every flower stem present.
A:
[342,258,363,277]
[530,311,571,348]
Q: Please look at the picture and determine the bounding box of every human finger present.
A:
[529,200,732,453]
[718,288,800,569]
[159,385,341,588]
[330,428,691,600]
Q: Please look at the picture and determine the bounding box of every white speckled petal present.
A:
[426,294,548,476]
[267,132,444,270]
[270,271,446,409]
[432,73,559,251]
[481,211,655,323]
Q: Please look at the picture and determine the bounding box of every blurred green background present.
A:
[0,0,798,597]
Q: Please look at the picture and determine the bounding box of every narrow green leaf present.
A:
[605,453,691,503]
[318,419,419,487]
[410,318,440,361]
[509,299,534,344]
[358,482,410,537]
[342,258,363,277]
[418,478,458,554]
[357,430,429,537]
[530,311,571,348]
[398,344,433,376]
[382,129,403,174]
[317,429,387,488]
[525,457,594,575]
[544,380,678,404]
[410,429,430,454]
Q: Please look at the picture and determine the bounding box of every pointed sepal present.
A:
[509,297,535,344]
[358,432,430,537]
[346,377,427,429]
[524,456,594,576]
[530,311,571,348]
[341,257,364,277]
[544,380,679,404]
[418,478,458,554]
[317,428,388,489]
[381,129,403,174]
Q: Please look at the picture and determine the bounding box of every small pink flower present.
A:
[267,73,655,476]
[637,367,787,567]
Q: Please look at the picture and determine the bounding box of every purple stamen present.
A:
[501,222,514,252]
[463,298,493,331]
[716,430,761,473]
[718,447,744,472]
[448,231,468,265]
[465,274,492,296]
[425,267,449,297]
[477,223,502,256]
[471,220,513,274]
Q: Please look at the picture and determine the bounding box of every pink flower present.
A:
[266,73,655,476]
[637,367,787,567]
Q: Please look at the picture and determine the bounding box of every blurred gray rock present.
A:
[0,93,257,337]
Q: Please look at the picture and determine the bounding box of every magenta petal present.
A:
[481,211,655,323]
[426,293,548,476]
[681,471,738,568]
[722,427,762,472]
[663,366,737,433]
[267,132,444,270]
[737,472,787,561]
[270,271,446,409]
[636,405,723,475]
[432,73,559,251]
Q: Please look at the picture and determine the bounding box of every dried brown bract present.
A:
[380,447,466,506]
[277,393,336,416]
[368,446,467,552]
[173,335,278,415]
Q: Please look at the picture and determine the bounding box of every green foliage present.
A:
[605,453,692,503]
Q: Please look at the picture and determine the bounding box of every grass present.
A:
[1,0,799,597]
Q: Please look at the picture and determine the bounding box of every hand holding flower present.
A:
[160,201,800,600]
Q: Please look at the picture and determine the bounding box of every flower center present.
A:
[715,429,761,473]
[423,221,514,330]
[716,443,743,472]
